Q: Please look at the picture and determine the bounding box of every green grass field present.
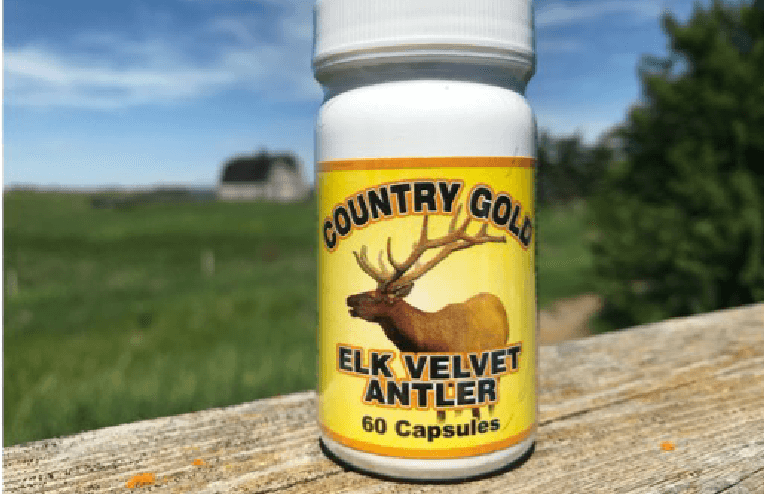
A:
[3,191,596,446]
[536,201,597,308]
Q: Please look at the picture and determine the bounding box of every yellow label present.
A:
[318,157,536,459]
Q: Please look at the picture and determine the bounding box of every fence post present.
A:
[7,268,18,298]
[202,249,215,277]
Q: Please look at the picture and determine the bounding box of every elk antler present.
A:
[353,205,506,293]
[353,245,393,287]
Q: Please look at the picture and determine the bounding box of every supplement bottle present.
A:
[313,0,536,481]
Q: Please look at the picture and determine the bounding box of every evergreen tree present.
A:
[592,0,764,328]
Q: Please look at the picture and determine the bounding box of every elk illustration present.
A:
[346,206,509,420]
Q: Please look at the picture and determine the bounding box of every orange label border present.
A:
[319,157,535,173]
[320,422,536,459]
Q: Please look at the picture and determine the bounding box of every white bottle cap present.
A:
[313,0,534,78]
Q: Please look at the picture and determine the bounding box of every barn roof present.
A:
[220,151,298,183]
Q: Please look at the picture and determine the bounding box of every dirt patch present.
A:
[538,293,602,345]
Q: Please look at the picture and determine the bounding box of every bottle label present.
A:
[318,157,536,459]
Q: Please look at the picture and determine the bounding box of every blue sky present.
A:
[3,0,699,188]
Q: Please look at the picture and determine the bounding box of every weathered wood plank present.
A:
[4,303,763,493]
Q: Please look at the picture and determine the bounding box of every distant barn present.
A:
[217,150,307,202]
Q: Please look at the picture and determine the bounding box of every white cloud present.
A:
[536,0,663,27]
[532,102,631,143]
[206,17,260,45]
[4,45,237,109]
[4,1,321,109]
[178,0,315,42]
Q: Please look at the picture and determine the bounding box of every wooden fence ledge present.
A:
[4,303,764,493]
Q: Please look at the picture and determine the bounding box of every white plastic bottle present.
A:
[313,0,537,481]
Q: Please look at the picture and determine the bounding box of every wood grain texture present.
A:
[5,303,764,494]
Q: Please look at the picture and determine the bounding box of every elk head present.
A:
[346,205,506,323]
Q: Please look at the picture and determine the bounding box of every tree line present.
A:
[535,130,615,206]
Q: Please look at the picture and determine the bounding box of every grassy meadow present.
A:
[3,191,596,446]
